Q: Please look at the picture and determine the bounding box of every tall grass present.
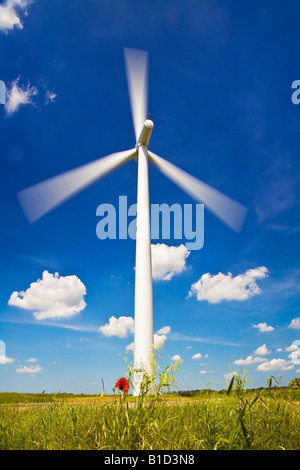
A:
[0,391,299,450]
[0,361,299,450]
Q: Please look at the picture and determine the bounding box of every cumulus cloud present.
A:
[151,244,190,281]
[125,325,171,351]
[192,353,208,360]
[224,371,238,380]
[154,327,172,349]
[154,334,167,349]
[257,358,293,371]
[288,349,300,365]
[192,353,202,360]
[99,316,134,338]
[16,364,42,374]
[0,0,33,32]
[4,77,38,115]
[171,354,182,362]
[125,342,134,352]
[156,326,171,335]
[188,266,268,303]
[234,355,267,366]
[289,317,300,330]
[253,322,274,333]
[8,270,87,320]
[0,4,21,31]
[253,344,271,356]
[0,355,14,364]
[286,343,300,366]
[234,344,271,365]
[285,343,299,352]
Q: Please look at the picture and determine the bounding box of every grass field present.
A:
[0,385,299,450]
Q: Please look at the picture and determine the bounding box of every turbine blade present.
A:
[124,47,148,141]
[18,148,137,223]
[148,151,247,232]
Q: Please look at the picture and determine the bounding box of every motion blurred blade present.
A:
[148,151,247,232]
[124,47,148,141]
[18,148,137,223]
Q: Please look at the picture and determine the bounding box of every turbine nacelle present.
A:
[136,119,154,148]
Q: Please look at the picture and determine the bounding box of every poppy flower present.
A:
[115,377,129,393]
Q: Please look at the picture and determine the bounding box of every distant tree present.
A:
[288,377,300,389]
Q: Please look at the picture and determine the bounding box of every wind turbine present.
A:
[17,48,247,395]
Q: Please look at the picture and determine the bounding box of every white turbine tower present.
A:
[17,48,247,395]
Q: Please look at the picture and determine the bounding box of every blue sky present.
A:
[1,0,300,393]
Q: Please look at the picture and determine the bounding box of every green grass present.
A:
[1,364,299,450]
[0,388,299,450]
[0,391,100,404]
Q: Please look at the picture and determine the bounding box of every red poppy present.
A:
[115,377,129,393]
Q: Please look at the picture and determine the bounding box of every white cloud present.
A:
[155,325,171,349]
[286,343,300,365]
[8,270,87,320]
[154,333,167,349]
[253,322,274,333]
[156,326,171,335]
[192,353,202,360]
[289,317,300,330]
[253,344,271,356]
[27,357,37,362]
[45,90,57,105]
[171,354,182,361]
[16,364,42,374]
[0,0,33,32]
[257,359,293,371]
[99,316,134,338]
[192,353,208,360]
[4,77,38,115]
[4,76,57,116]
[189,266,268,303]
[151,243,190,281]
[285,343,299,352]
[224,371,238,380]
[0,355,14,364]
[125,325,171,351]
[288,349,300,365]
[234,355,267,366]
[125,342,134,352]
[0,4,22,31]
